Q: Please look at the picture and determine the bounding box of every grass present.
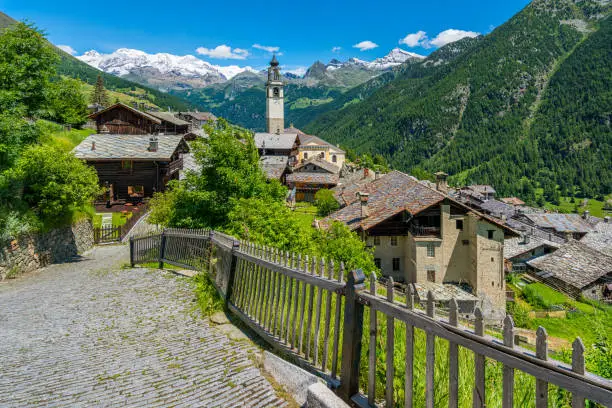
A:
[292,203,317,230]
[543,195,612,218]
[509,280,612,349]
[93,212,133,228]
[79,81,160,110]
[37,119,94,151]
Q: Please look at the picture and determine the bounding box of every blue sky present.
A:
[3,0,530,70]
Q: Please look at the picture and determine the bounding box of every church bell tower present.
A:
[266,54,284,134]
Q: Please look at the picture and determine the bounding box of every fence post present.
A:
[338,268,366,402]
[208,231,215,274]
[129,236,135,267]
[225,240,240,303]
[158,230,166,269]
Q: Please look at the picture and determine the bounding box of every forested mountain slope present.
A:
[0,11,191,111]
[305,0,611,199]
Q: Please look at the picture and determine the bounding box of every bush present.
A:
[314,188,339,216]
[10,145,100,225]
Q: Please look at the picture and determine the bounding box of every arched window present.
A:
[273,87,280,97]
[304,152,308,160]
[332,155,337,163]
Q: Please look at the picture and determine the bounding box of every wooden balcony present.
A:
[409,224,441,237]
[166,157,183,176]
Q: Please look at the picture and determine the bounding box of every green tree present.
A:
[11,145,100,224]
[44,77,88,126]
[149,119,286,228]
[0,22,58,114]
[91,74,110,107]
[314,188,339,216]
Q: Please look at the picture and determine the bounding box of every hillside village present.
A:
[1,3,612,407]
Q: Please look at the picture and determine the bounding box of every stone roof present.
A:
[260,155,288,180]
[285,172,339,185]
[326,171,520,235]
[413,282,479,302]
[181,111,217,121]
[293,157,340,174]
[467,185,496,195]
[254,133,298,150]
[146,111,190,126]
[501,197,525,206]
[504,235,560,260]
[580,220,612,257]
[523,213,594,234]
[285,126,345,154]
[326,171,445,231]
[73,134,186,161]
[87,102,162,124]
[527,241,612,289]
[479,199,516,219]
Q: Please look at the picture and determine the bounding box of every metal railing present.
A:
[129,229,612,407]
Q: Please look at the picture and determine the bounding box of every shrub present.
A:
[314,188,339,216]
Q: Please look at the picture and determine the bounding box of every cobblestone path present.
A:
[0,245,287,407]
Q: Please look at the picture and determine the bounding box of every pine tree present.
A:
[91,74,110,107]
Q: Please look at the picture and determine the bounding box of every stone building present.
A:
[324,171,520,318]
[266,55,285,135]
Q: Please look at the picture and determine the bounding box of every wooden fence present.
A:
[130,229,612,407]
[93,226,121,244]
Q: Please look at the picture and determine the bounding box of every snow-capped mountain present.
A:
[77,48,257,90]
[324,48,424,72]
[367,48,425,69]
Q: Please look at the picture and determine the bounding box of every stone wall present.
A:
[0,219,93,280]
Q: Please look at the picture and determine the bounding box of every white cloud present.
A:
[196,45,249,60]
[253,44,280,53]
[429,29,480,47]
[331,46,341,53]
[57,44,77,55]
[398,29,480,49]
[399,31,427,47]
[353,40,378,51]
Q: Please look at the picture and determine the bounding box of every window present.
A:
[426,243,435,257]
[320,152,325,158]
[332,155,337,163]
[456,219,464,230]
[273,87,280,97]
[390,236,398,246]
[392,258,400,271]
[487,230,495,240]
[374,258,381,269]
[121,160,133,170]
[427,270,435,282]
[373,236,381,246]
[304,152,308,160]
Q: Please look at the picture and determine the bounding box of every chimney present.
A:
[148,136,158,152]
[501,214,507,221]
[363,168,369,179]
[434,171,449,193]
[357,192,369,219]
[582,210,590,220]
[522,234,530,245]
[91,141,96,150]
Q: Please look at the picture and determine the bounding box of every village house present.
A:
[176,111,217,132]
[255,55,343,200]
[74,134,189,202]
[324,171,519,318]
[503,234,560,272]
[514,212,595,240]
[527,240,612,301]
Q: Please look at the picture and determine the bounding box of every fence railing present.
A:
[129,229,612,407]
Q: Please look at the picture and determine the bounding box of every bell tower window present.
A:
[273,87,280,97]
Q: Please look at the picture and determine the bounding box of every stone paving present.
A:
[0,245,287,407]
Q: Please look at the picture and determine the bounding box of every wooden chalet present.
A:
[286,158,340,202]
[74,134,189,202]
[88,103,189,135]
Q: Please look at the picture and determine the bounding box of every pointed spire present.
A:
[270,54,279,67]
